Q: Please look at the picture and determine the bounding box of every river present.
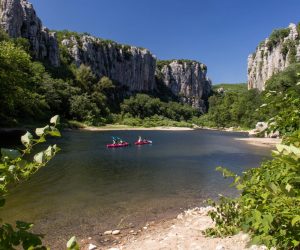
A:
[0,129,271,248]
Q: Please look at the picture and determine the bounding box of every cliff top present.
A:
[53,29,149,52]
[251,22,300,55]
[157,59,207,71]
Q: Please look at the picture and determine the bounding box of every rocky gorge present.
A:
[0,0,212,111]
[248,23,300,91]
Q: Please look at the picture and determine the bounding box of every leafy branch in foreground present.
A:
[0,115,79,249]
[205,131,300,249]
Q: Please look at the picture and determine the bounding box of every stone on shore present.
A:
[88,243,97,250]
[112,230,120,235]
[104,230,112,235]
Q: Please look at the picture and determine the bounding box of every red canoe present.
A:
[106,142,129,148]
[134,140,152,145]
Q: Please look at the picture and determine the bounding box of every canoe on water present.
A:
[106,142,129,148]
[134,140,152,145]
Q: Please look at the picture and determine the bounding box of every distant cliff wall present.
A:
[248,23,300,90]
[0,0,212,110]
[0,0,60,66]
[61,35,156,92]
[156,60,212,112]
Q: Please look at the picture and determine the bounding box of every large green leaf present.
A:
[35,125,50,137]
[21,132,33,146]
[66,236,79,250]
[44,146,54,158]
[292,216,300,226]
[33,152,45,164]
[50,115,60,126]
[49,127,61,137]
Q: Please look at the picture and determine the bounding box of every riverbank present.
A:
[80,207,267,250]
[79,125,281,148]
[234,137,281,147]
[81,124,194,131]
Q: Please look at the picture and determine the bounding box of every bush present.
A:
[206,131,300,249]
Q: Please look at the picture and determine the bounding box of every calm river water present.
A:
[1,129,271,248]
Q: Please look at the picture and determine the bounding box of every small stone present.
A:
[130,230,134,233]
[241,233,249,241]
[216,245,225,250]
[259,246,268,250]
[250,245,259,250]
[104,230,112,235]
[88,244,97,250]
[108,248,120,250]
[177,214,183,220]
[88,237,92,240]
[112,230,120,235]
[143,226,148,230]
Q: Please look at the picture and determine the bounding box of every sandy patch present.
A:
[81,125,194,131]
[235,137,281,147]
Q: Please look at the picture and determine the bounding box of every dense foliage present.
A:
[0,29,116,126]
[206,65,300,249]
[260,63,300,134]
[194,84,264,129]
[118,94,200,127]
[198,64,300,133]
[206,131,300,249]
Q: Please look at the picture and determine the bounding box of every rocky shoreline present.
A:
[80,207,272,250]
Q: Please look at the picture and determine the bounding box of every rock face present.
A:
[0,0,59,66]
[157,60,212,112]
[248,23,300,91]
[0,0,212,109]
[61,35,156,91]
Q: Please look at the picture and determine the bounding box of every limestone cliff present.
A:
[0,0,59,66]
[156,60,212,112]
[0,0,212,109]
[248,23,300,91]
[60,35,156,92]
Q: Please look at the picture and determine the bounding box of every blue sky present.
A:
[30,0,300,84]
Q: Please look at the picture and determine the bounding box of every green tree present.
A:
[69,94,100,123]
[74,64,96,90]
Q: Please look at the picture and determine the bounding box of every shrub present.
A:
[205,131,300,249]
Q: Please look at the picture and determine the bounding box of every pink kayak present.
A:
[107,142,129,148]
[134,140,152,145]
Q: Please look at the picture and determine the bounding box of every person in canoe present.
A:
[112,136,120,144]
[113,136,125,144]
[138,136,142,143]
